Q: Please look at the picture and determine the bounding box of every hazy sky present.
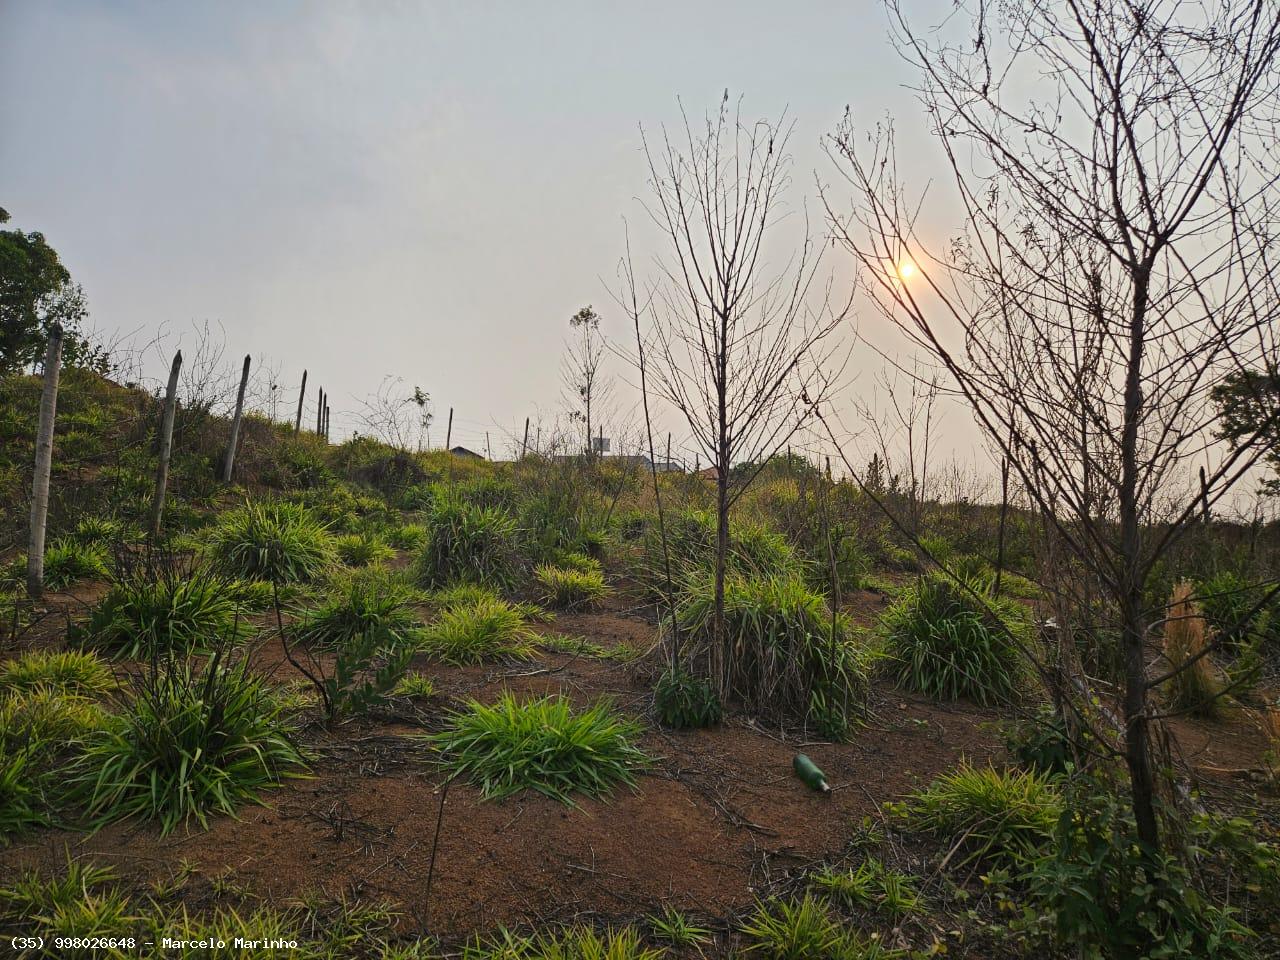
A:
[2,1,963,465]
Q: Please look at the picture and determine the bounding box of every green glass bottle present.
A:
[793,753,830,793]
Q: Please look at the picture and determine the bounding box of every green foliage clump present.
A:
[70,654,306,834]
[292,573,420,652]
[889,764,1061,871]
[414,496,520,588]
[534,563,608,611]
[333,532,395,568]
[206,500,336,584]
[429,693,649,804]
[679,573,873,734]
[881,573,1031,706]
[37,538,110,590]
[809,859,921,920]
[387,522,429,551]
[462,925,664,960]
[739,894,894,959]
[317,625,414,721]
[417,597,537,665]
[653,665,722,729]
[0,744,47,840]
[1196,569,1278,651]
[78,572,248,659]
[0,649,114,695]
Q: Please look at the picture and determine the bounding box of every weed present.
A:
[417,597,538,665]
[810,859,921,919]
[207,500,336,583]
[429,693,649,804]
[394,672,435,698]
[739,894,894,959]
[654,665,722,729]
[414,496,520,588]
[535,564,609,611]
[648,906,712,948]
[0,649,115,694]
[292,574,421,652]
[334,532,396,568]
[78,572,247,659]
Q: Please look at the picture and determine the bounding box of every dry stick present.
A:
[221,354,251,482]
[445,407,453,450]
[423,775,453,926]
[521,416,530,458]
[149,349,183,538]
[26,324,63,599]
[293,369,307,434]
[994,456,1010,596]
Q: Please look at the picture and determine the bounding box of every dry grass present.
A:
[1161,582,1222,717]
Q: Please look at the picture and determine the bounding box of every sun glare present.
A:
[897,258,916,280]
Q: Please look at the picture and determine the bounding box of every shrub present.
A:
[890,764,1061,871]
[881,573,1031,706]
[316,624,414,721]
[78,573,246,659]
[429,693,649,804]
[387,523,429,551]
[0,649,115,695]
[654,665,722,729]
[333,532,395,568]
[0,686,112,750]
[810,859,921,920]
[71,654,306,834]
[534,564,608,611]
[739,894,892,959]
[414,496,520,588]
[417,597,537,665]
[1161,582,1222,716]
[679,573,873,731]
[1196,569,1278,651]
[206,500,335,583]
[40,539,110,590]
[291,574,420,652]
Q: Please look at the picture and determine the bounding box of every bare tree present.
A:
[561,305,613,457]
[355,376,433,452]
[636,95,848,695]
[824,0,1280,847]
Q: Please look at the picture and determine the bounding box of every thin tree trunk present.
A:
[26,325,63,599]
[293,370,307,434]
[994,457,1009,595]
[445,407,453,450]
[222,355,251,482]
[1120,272,1160,851]
[150,349,183,538]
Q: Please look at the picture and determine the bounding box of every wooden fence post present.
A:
[221,354,251,482]
[26,325,64,599]
[1199,466,1211,525]
[522,417,529,458]
[316,388,324,435]
[323,402,330,443]
[294,370,307,434]
[445,407,453,450]
[150,349,183,538]
[485,431,491,460]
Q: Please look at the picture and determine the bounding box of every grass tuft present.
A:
[0,649,115,695]
[206,500,335,583]
[740,894,893,959]
[78,572,247,659]
[413,496,520,588]
[417,597,538,665]
[429,693,649,804]
[534,564,608,611]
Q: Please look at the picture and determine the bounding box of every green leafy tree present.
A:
[1212,369,1280,495]
[0,207,110,375]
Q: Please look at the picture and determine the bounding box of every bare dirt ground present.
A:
[4,578,1278,945]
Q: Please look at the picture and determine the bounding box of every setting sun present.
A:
[897,258,916,280]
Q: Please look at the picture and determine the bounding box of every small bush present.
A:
[71,654,306,833]
[429,693,649,804]
[292,575,420,652]
[206,500,335,584]
[333,532,395,568]
[881,573,1031,706]
[417,597,537,665]
[40,539,110,590]
[534,564,608,611]
[890,764,1061,871]
[414,496,520,588]
[0,650,115,695]
[654,665,722,729]
[739,894,891,959]
[679,573,873,729]
[78,573,246,659]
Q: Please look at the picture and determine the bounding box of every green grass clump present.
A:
[78,573,246,659]
[417,597,538,665]
[880,573,1031,707]
[387,523,429,551]
[206,500,336,583]
[70,654,307,834]
[69,516,133,547]
[0,859,138,938]
[889,764,1061,871]
[429,693,649,804]
[393,672,435,698]
[740,894,894,959]
[463,925,664,960]
[334,532,395,568]
[810,859,921,919]
[534,564,608,611]
[647,907,712,949]
[654,665,722,729]
[0,686,113,749]
[0,649,115,695]
[0,744,47,840]
[292,575,420,652]
[414,496,520,588]
[679,573,873,733]
[33,539,110,590]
